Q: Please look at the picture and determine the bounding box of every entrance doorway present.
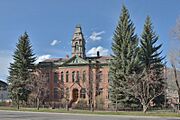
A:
[72,88,78,102]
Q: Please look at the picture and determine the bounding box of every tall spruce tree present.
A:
[8,32,36,109]
[110,5,140,111]
[138,16,166,112]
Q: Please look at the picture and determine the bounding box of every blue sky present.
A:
[0,0,180,81]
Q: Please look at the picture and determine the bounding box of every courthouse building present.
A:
[38,25,111,108]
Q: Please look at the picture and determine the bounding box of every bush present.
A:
[0,101,6,106]
[59,98,67,108]
[73,99,88,110]
[95,95,105,110]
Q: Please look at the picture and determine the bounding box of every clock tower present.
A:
[71,25,86,58]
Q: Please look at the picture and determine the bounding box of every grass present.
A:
[0,106,180,118]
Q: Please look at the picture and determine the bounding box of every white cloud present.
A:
[87,46,109,57]
[50,40,61,46]
[89,31,105,41]
[35,54,51,64]
[0,52,51,80]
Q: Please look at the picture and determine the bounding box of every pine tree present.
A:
[8,32,36,109]
[138,16,166,112]
[110,5,140,111]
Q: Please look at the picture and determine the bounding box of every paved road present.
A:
[0,110,179,120]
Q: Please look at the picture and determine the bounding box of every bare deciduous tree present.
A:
[126,67,166,113]
[169,17,180,112]
[171,17,180,40]
[29,68,49,110]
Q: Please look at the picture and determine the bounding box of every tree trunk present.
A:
[37,98,40,110]
[17,95,20,110]
[90,102,94,112]
[66,101,69,111]
[115,99,118,112]
[178,90,180,113]
[89,97,94,112]
[142,102,149,113]
[142,104,148,113]
[172,64,180,113]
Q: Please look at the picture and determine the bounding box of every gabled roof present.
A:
[38,55,111,67]
[61,55,89,66]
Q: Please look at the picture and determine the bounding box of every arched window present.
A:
[54,72,58,83]
[75,42,79,52]
[54,88,59,99]
[98,71,102,82]
[46,73,50,83]
[72,71,75,82]
[76,71,80,83]
[80,88,86,98]
[82,71,86,83]
[66,88,69,98]
[60,87,64,98]
[60,72,63,82]
[66,71,69,82]
[108,72,110,83]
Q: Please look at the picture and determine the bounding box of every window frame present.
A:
[80,88,86,99]
[66,71,69,83]
[61,71,64,83]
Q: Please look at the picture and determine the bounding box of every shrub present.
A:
[73,99,88,110]
[95,95,105,110]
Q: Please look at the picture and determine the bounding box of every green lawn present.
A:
[0,107,179,118]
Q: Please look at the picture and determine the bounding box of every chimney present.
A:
[97,51,100,57]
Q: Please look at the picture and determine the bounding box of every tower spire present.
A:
[71,25,86,58]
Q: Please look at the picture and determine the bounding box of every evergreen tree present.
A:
[138,16,166,112]
[8,32,36,109]
[110,5,140,111]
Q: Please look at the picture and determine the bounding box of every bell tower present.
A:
[72,25,86,58]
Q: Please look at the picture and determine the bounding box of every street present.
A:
[0,110,179,120]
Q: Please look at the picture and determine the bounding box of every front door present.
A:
[72,88,78,102]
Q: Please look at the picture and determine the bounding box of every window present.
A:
[46,73,50,83]
[97,71,102,82]
[76,71,80,83]
[72,71,75,82]
[82,71,86,83]
[108,72,110,83]
[61,72,64,83]
[90,71,94,81]
[66,71,69,82]
[54,72,58,83]
[80,88,86,98]
[97,88,103,96]
[75,42,79,52]
[54,88,59,99]
[107,90,110,99]
[60,87,64,98]
[66,88,69,98]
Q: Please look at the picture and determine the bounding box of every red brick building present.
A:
[38,25,111,109]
